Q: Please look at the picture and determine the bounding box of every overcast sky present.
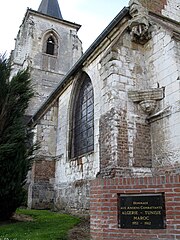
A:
[0,0,129,55]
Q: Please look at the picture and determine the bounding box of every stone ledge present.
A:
[128,88,164,102]
[128,88,165,114]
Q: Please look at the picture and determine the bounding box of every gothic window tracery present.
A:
[71,73,94,158]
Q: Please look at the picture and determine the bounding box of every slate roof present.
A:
[38,0,63,19]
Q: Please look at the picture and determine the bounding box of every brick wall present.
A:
[139,0,180,22]
[34,159,55,181]
[99,107,152,175]
[90,174,180,240]
[133,123,152,168]
[99,108,129,171]
[140,0,167,14]
[30,158,55,209]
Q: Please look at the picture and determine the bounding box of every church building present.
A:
[11,0,180,239]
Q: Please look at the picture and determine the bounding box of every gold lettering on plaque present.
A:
[133,216,150,221]
[122,211,138,215]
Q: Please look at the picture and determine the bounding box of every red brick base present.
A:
[90,174,180,240]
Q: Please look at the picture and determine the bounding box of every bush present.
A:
[0,55,34,220]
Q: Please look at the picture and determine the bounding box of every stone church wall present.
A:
[97,30,154,177]
[162,0,180,22]
[28,102,58,209]
[144,22,180,167]
[26,0,179,213]
[33,13,180,212]
[13,12,82,73]
[54,74,100,213]
[52,26,153,211]
[89,6,180,237]
[12,10,82,116]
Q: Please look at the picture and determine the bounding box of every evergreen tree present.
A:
[0,55,34,220]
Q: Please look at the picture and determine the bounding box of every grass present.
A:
[0,209,81,240]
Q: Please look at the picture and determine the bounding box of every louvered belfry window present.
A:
[46,36,55,55]
[73,75,94,157]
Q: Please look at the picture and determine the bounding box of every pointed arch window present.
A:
[71,74,94,158]
[43,32,58,56]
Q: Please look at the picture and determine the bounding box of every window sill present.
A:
[70,151,94,162]
[42,53,58,58]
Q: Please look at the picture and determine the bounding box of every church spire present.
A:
[38,0,63,19]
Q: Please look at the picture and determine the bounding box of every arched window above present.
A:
[71,73,94,158]
[46,36,55,55]
[43,31,58,56]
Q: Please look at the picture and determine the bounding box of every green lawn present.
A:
[0,209,80,240]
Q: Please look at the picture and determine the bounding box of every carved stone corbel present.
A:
[128,88,165,114]
[139,100,157,114]
[128,0,152,44]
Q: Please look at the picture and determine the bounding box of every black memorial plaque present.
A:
[119,193,166,229]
